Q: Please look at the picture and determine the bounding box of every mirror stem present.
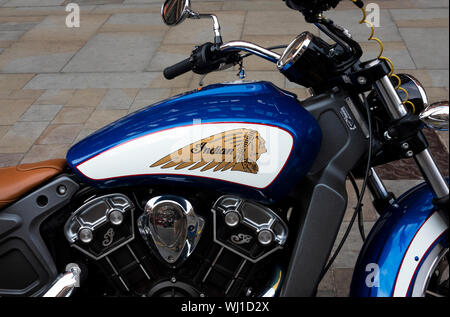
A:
[188,10,223,45]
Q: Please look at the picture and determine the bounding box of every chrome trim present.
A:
[220,41,280,63]
[368,168,390,200]
[412,244,448,297]
[261,267,283,297]
[414,150,449,198]
[419,101,449,131]
[138,195,205,265]
[403,74,429,108]
[64,193,135,260]
[161,0,191,26]
[43,264,81,297]
[190,12,222,40]
[374,75,408,120]
[277,32,313,71]
[212,195,288,263]
[373,76,449,199]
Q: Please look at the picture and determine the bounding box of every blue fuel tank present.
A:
[66,81,322,202]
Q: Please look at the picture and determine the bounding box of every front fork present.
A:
[370,75,449,203]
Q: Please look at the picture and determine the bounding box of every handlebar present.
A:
[163,41,280,80]
[163,57,194,80]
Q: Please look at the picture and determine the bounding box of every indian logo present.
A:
[150,128,267,174]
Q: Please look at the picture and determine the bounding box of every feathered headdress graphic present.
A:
[150,129,267,174]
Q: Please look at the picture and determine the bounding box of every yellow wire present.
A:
[350,0,415,113]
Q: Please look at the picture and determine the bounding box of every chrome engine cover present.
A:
[64,193,135,260]
[137,195,205,266]
[212,195,288,263]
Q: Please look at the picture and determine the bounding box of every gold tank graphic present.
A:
[150,128,267,174]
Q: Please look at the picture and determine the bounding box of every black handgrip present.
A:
[163,57,193,80]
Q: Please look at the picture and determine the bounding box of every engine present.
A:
[61,191,289,297]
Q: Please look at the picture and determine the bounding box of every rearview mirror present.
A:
[419,101,449,131]
[161,0,191,26]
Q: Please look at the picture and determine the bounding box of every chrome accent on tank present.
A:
[138,195,205,266]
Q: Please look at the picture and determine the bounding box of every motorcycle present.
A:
[0,0,448,298]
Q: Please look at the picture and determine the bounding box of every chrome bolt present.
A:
[401,143,409,150]
[109,209,123,226]
[257,229,273,246]
[357,76,367,85]
[200,293,205,297]
[406,150,414,157]
[57,185,67,195]
[246,287,253,297]
[224,211,240,227]
[78,228,93,244]
[171,277,177,283]
[384,131,392,141]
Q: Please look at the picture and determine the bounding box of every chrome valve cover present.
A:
[64,193,135,260]
[137,195,205,266]
[212,195,288,263]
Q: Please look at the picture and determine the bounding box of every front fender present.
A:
[350,181,448,297]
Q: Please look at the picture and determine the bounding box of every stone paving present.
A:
[0,0,448,296]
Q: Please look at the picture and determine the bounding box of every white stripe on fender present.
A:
[393,211,448,297]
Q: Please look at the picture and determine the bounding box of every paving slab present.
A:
[67,0,124,5]
[412,0,449,8]
[0,121,48,153]
[390,8,449,28]
[52,106,94,124]
[66,88,107,107]
[24,72,160,89]
[128,87,171,112]
[0,153,22,167]
[0,73,34,89]
[90,4,160,14]
[97,88,138,110]
[63,32,161,72]
[146,44,195,72]
[99,12,168,33]
[0,29,23,40]
[21,143,70,163]
[84,109,127,130]
[0,98,33,124]
[19,104,62,121]
[243,10,319,36]
[0,40,83,73]
[428,69,449,88]
[20,14,109,42]
[12,89,41,101]
[331,221,376,269]
[36,89,75,105]
[163,11,245,44]
[3,0,65,6]
[37,123,83,144]
[321,9,402,43]
[399,28,449,69]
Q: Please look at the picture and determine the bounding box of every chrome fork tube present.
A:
[374,76,449,199]
[368,168,390,201]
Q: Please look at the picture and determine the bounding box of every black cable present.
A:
[349,172,366,241]
[319,93,373,280]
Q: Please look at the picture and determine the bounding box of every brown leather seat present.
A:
[0,159,66,209]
